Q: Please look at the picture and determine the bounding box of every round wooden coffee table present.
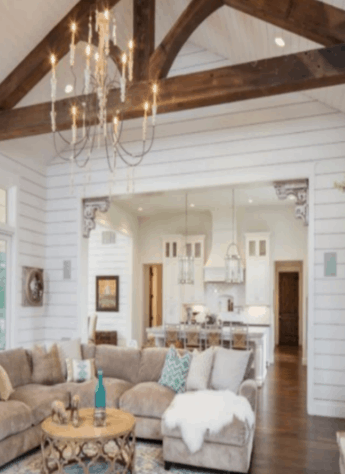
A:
[41,408,136,474]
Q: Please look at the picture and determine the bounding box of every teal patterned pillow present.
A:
[159,346,192,393]
[66,358,96,383]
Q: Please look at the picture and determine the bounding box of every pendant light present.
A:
[225,189,244,283]
[178,193,194,284]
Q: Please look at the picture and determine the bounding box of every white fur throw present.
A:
[163,390,255,454]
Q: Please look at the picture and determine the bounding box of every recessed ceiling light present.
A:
[138,207,143,211]
[275,37,285,48]
[288,195,296,200]
[65,84,73,94]
[190,203,195,207]
[248,199,253,203]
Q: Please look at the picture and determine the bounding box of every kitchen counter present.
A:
[147,325,269,387]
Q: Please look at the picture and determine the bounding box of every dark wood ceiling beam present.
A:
[133,0,156,81]
[149,0,223,80]
[223,0,345,46]
[0,0,122,110]
[2,42,345,141]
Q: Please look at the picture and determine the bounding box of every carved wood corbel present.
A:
[83,197,110,238]
[274,179,309,226]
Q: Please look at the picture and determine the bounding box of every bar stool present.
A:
[230,322,249,350]
[164,324,183,349]
[183,326,201,351]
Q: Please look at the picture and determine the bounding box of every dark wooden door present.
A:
[279,272,299,346]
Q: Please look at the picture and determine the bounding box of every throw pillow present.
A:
[159,345,192,394]
[66,358,96,383]
[0,364,14,401]
[186,347,214,391]
[211,348,251,394]
[31,344,65,385]
[57,338,82,380]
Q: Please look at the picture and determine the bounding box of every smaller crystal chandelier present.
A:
[178,193,194,285]
[225,189,244,283]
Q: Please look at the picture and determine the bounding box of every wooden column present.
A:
[133,0,155,82]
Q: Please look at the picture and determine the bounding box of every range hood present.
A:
[204,208,237,282]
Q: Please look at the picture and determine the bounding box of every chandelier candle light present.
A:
[49,7,159,195]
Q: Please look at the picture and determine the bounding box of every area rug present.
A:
[0,441,211,474]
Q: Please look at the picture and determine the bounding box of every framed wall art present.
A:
[96,276,119,312]
[22,267,44,307]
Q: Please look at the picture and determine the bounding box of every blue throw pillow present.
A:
[158,345,192,393]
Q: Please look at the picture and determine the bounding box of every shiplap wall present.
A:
[0,147,47,348]
[43,41,345,417]
[88,223,132,346]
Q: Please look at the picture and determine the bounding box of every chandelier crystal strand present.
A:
[128,40,134,82]
[70,23,76,67]
[50,7,158,192]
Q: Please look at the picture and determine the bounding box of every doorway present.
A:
[279,272,299,346]
[143,264,163,329]
[274,261,304,349]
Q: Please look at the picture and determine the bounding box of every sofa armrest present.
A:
[239,379,257,414]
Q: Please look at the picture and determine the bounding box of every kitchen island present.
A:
[146,325,269,387]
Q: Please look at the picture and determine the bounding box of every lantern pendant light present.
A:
[225,189,244,283]
[178,193,194,284]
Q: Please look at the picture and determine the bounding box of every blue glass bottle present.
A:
[94,370,106,426]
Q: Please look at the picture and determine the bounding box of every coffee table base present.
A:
[41,428,136,474]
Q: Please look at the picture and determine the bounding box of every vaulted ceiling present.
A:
[0,0,345,147]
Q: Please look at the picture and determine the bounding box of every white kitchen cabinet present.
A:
[162,235,205,323]
[245,233,270,306]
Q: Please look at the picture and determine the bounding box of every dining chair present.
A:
[143,334,156,349]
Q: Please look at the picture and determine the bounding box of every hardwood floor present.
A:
[250,346,345,474]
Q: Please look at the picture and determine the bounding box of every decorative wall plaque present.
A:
[83,197,110,238]
[22,267,44,306]
[274,179,309,226]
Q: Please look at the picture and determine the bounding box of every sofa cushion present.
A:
[186,347,214,391]
[0,348,32,388]
[55,377,133,409]
[57,338,82,379]
[0,364,14,400]
[0,400,33,442]
[95,346,141,384]
[31,344,65,385]
[162,415,251,447]
[120,382,175,419]
[9,384,69,425]
[137,348,169,383]
[81,343,96,360]
[159,346,192,394]
[211,348,251,393]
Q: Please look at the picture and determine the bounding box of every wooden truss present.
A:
[1,0,345,140]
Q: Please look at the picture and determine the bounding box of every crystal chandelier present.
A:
[178,193,194,285]
[225,189,244,283]
[49,8,158,195]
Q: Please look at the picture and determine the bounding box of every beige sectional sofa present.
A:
[0,343,257,473]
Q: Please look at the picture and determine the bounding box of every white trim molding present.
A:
[274,179,309,226]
